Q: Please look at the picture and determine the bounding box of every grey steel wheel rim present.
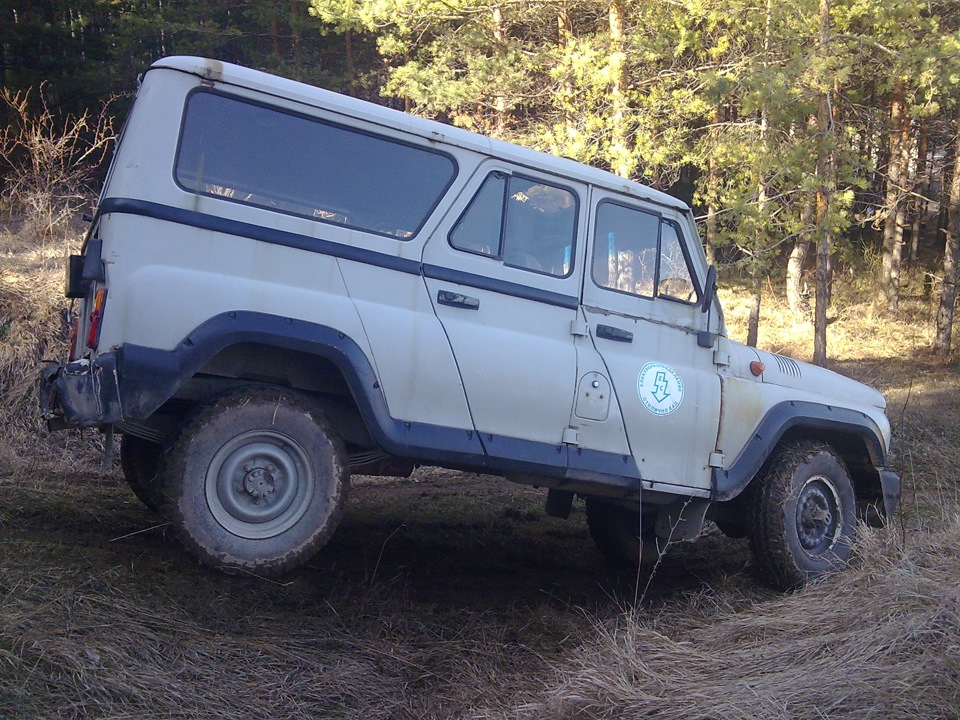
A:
[205,430,315,540]
[795,475,841,555]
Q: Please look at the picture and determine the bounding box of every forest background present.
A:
[3,0,960,365]
[3,3,960,718]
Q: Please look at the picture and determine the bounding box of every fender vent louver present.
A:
[773,354,802,378]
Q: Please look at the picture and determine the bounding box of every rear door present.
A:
[581,194,721,496]
[421,163,586,473]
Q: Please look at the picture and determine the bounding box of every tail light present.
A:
[86,288,108,350]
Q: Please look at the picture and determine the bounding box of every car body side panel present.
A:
[337,259,474,431]
[95,213,369,359]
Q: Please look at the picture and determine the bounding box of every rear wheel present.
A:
[750,441,856,590]
[159,389,348,575]
[585,497,652,567]
[120,434,163,512]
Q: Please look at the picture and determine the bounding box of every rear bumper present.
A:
[40,353,123,430]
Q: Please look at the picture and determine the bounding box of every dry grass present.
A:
[0,468,592,720]
[3,221,960,719]
[1,546,548,719]
[513,524,960,719]
[0,220,101,471]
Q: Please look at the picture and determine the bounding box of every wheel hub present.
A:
[796,476,841,554]
[242,463,277,500]
[205,433,316,540]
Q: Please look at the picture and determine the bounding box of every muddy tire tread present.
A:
[159,388,348,576]
[749,440,855,591]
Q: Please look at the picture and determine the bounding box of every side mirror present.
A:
[701,264,717,314]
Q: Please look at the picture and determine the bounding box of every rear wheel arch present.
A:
[189,343,374,449]
[194,342,353,397]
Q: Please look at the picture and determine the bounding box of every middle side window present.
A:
[449,172,578,278]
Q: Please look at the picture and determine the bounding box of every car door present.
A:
[581,193,722,496]
[421,163,587,474]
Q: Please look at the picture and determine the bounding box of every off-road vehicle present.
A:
[41,57,900,589]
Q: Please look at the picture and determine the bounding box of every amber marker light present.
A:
[750,361,765,376]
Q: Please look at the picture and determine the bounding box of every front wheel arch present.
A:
[712,403,887,507]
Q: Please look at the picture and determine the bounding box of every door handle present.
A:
[437,289,480,310]
[595,324,633,343]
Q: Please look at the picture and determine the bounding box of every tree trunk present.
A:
[608,0,630,178]
[492,6,507,137]
[345,29,357,97]
[909,118,928,268]
[934,121,960,356]
[290,1,301,63]
[881,81,910,311]
[557,3,574,136]
[746,0,773,349]
[271,16,282,57]
[812,0,834,368]
[704,107,722,265]
[787,200,813,317]
[747,282,762,348]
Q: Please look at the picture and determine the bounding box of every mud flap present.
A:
[655,498,711,542]
[879,469,901,519]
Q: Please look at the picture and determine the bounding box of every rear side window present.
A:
[175,91,457,239]
[592,201,697,303]
[449,172,577,277]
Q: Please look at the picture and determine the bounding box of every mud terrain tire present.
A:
[120,434,163,512]
[159,389,348,575]
[585,497,649,567]
[750,441,856,590]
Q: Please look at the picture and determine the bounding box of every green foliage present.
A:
[0,1,361,119]
[2,0,960,338]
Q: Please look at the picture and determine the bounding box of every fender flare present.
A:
[712,401,890,503]
[116,311,484,465]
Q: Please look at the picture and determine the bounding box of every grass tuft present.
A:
[516,523,960,720]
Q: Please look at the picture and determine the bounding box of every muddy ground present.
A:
[1,462,764,719]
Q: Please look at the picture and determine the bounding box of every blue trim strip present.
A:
[423,263,580,310]
[97,198,582,310]
[98,197,423,275]
[99,198,581,310]
[49,310,645,491]
[569,446,640,481]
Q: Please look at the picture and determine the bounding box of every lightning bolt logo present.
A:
[651,371,671,404]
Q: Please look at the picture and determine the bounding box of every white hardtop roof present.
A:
[150,56,689,213]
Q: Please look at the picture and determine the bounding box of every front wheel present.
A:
[750,441,856,590]
[159,389,348,575]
